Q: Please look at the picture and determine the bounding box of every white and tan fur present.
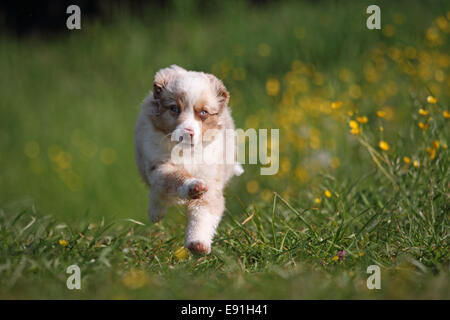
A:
[135,65,243,254]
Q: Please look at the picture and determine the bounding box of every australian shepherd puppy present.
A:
[135,65,243,254]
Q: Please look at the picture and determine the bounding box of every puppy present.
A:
[135,65,243,254]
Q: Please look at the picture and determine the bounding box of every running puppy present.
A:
[135,65,243,254]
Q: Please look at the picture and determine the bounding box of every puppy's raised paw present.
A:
[187,241,211,254]
[178,178,208,199]
[188,180,208,199]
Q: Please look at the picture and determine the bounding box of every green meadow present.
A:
[0,0,449,299]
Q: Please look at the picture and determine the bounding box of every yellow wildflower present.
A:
[59,239,69,247]
[376,110,387,118]
[331,101,343,110]
[379,106,395,120]
[432,140,440,150]
[332,255,339,261]
[418,109,429,116]
[413,160,420,168]
[418,122,429,130]
[122,270,149,289]
[266,78,280,96]
[427,96,437,104]
[356,116,368,124]
[443,111,450,119]
[403,156,411,164]
[314,198,322,204]
[349,120,360,134]
[246,180,259,194]
[379,141,390,151]
[349,120,359,129]
[260,189,273,202]
[174,247,189,261]
[435,16,448,31]
[383,24,395,37]
[324,190,332,198]
[426,147,436,160]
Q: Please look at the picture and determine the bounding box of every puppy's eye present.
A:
[199,110,209,119]
[170,105,180,114]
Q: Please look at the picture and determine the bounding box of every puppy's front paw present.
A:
[187,241,211,254]
[188,180,208,199]
[178,178,208,199]
[149,210,165,223]
[148,192,167,223]
[148,202,167,223]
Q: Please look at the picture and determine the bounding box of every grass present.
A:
[0,0,449,299]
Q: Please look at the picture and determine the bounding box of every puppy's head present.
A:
[149,65,229,145]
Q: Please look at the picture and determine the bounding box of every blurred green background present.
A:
[0,0,449,300]
[0,0,448,223]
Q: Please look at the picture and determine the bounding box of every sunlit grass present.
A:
[0,0,448,299]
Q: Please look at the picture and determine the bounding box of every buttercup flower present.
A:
[246,180,259,194]
[348,120,361,135]
[331,101,343,110]
[349,120,359,129]
[427,96,437,104]
[413,160,420,168]
[122,270,149,289]
[174,247,189,261]
[418,109,429,116]
[379,141,390,151]
[418,122,429,130]
[314,198,322,204]
[324,190,332,198]
[432,140,440,149]
[356,116,368,123]
[59,239,69,247]
[403,156,411,164]
[266,78,280,96]
[426,147,436,159]
[443,111,450,119]
[350,127,361,135]
[376,110,386,118]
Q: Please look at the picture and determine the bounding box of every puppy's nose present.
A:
[183,128,194,139]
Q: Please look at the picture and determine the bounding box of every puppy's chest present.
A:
[183,162,221,180]
[182,141,226,180]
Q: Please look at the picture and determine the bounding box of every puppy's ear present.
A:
[153,65,186,99]
[153,82,163,99]
[208,74,229,108]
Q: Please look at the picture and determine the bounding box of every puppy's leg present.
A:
[146,162,208,223]
[185,190,224,254]
[147,190,167,223]
[148,162,208,199]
